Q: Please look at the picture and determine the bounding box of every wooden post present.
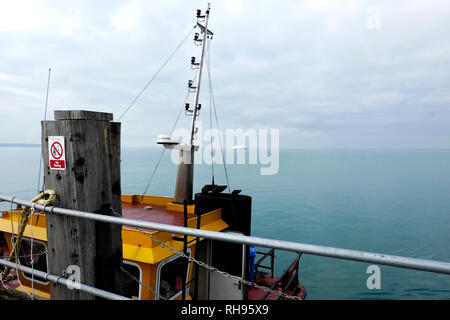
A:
[42,110,123,299]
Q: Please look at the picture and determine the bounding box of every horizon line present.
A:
[1,143,449,150]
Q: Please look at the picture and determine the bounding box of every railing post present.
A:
[271,250,275,278]
[41,110,123,299]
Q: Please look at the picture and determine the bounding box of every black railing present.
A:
[255,249,275,278]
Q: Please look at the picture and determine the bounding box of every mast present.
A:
[189,3,210,145]
[172,4,213,204]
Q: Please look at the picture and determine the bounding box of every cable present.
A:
[206,41,215,185]
[118,25,196,121]
[30,208,35,299]
[205,42,238,229]
[140,67,200,200]
[206,44,231,191]
[141,148,166,204]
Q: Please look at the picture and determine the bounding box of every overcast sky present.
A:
[0,0,449,148]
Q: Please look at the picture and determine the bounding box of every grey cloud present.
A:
[0,0,449,148]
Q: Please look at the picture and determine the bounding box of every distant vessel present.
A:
[0,4,305,300]
[231,145,247,150]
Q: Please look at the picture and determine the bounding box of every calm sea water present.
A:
[1,147,449,299]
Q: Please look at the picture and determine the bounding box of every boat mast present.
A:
[172,3,212,204]
[189,3,211,146]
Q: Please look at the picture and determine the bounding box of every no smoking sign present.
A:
[48,136,66,170]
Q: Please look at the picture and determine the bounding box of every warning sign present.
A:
[48,136,66,170]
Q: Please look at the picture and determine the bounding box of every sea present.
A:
[1,146,449,299]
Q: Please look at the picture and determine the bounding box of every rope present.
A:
[0,250,48,261]
[118,25,197,121]
[8,200,32,298]
[0,271,7,290]
[0,190,55,282]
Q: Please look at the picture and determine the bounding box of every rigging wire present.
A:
[206,43,231,192]
[140,89,191,201]
[205,41,238,228]
[141,149,166,204]
[140,69,200,200]
[170,67,200,136]
[118,25,197,122]
[206,41,215,185]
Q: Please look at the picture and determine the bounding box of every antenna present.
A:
[189,2,211,146]
[37,68,52,193]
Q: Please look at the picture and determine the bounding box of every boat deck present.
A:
[122,202,195,231]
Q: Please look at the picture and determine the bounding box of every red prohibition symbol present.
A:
[51,142,63,160]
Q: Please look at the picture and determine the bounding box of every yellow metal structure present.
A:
[0,195,229,300]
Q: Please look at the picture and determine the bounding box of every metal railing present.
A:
[255,249,275,278]
[1,194,450,300]
[0,258,130,300]
[2,194,450,275]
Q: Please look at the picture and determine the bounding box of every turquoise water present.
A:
[1,147,450,299]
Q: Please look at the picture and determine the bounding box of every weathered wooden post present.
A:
[42,110,123,299]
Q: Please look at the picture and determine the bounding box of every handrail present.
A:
[0,258,130,300]
[1,194,450,275]
[255,249,275,277]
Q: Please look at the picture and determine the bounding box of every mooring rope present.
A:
[0,190,55,283]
